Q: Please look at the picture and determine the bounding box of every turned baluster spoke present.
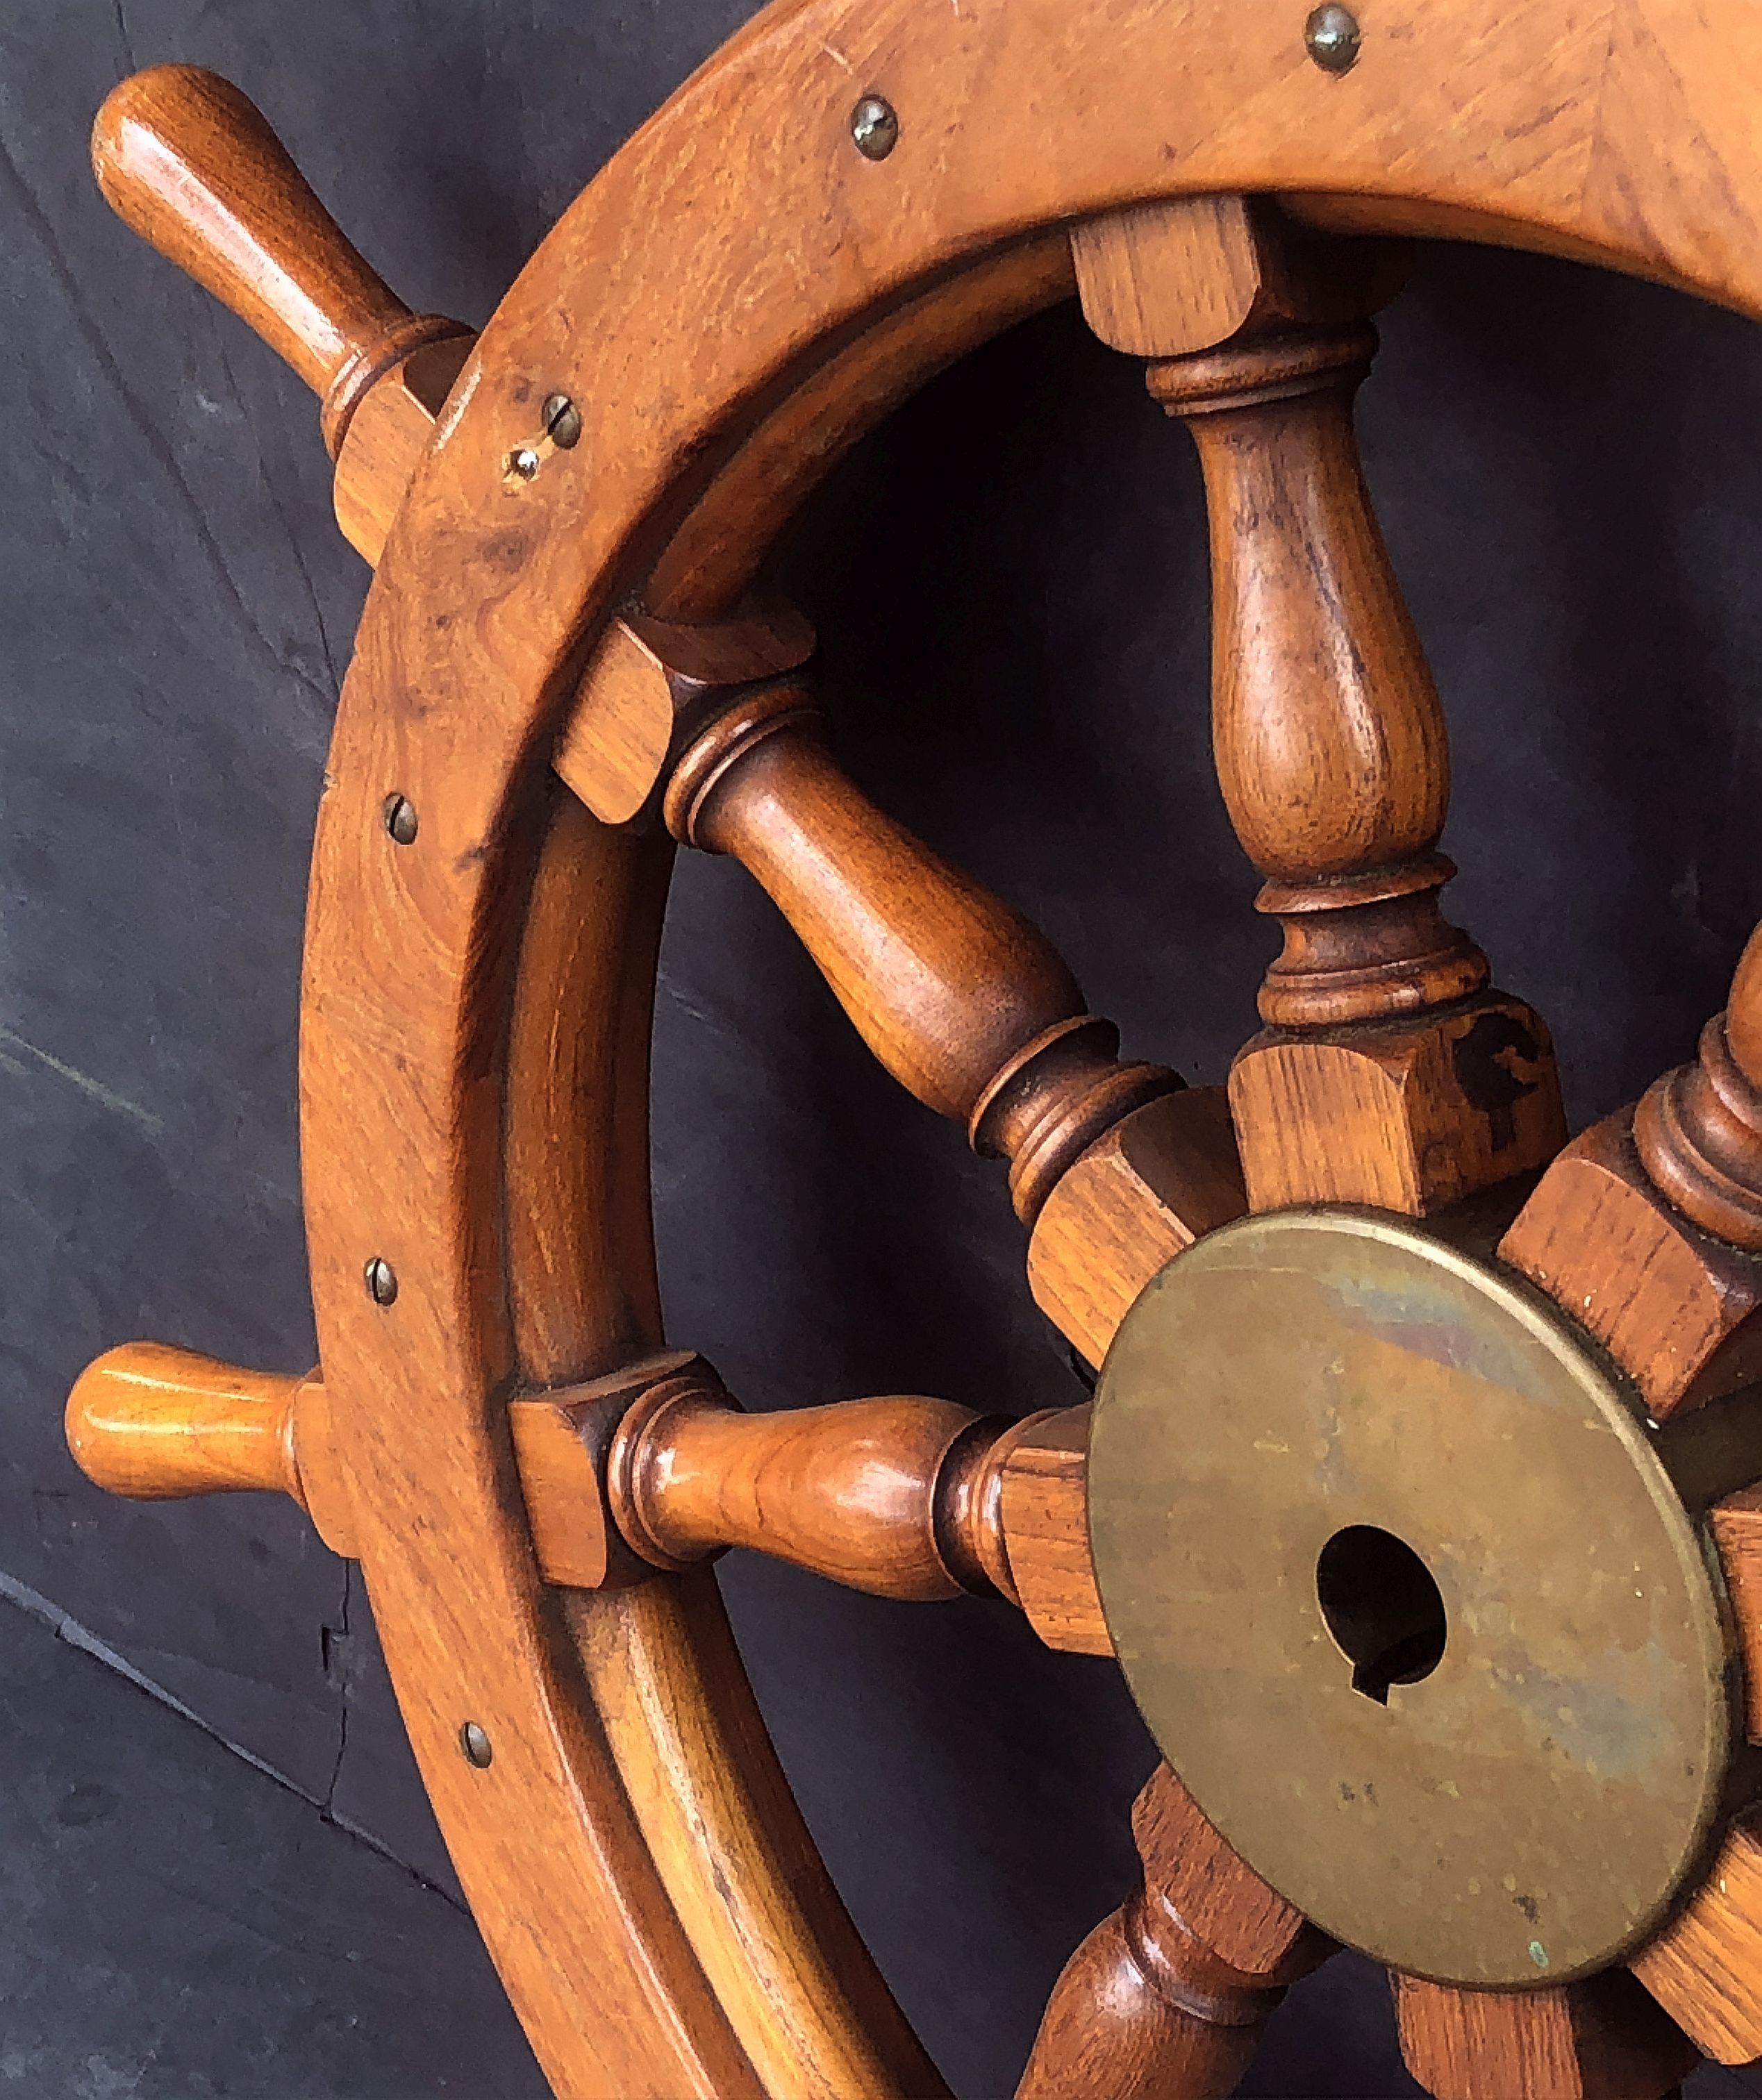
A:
[552,601,1248,1365]
[1501,922,1762,1420]
[65,1342,1115,1649]
[1018,1764,1329,2100]
[1074,198,1564,1217]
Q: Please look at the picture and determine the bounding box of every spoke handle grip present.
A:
[66,1341,306,1503]
[92,66,460,453]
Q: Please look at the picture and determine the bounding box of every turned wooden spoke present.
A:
[65,1342,1111,1647]
[1075,199,1563,1216]
[1502,922,1762,1418]
[81,20,1762,2100]
[558,619,1183,1228]
[1020,1765,1328,2099]
[1393,1973,1695,2100]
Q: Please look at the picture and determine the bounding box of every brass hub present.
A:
[1088,1208,1741,1987]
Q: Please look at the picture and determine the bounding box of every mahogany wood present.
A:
[1393,1972,1696,2099]
[91,66,467,456]
[1020,1765,1327,2098]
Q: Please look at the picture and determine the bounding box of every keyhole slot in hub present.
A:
[1315,1524,1447,1704]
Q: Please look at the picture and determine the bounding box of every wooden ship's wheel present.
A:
[60,7,1762,2096]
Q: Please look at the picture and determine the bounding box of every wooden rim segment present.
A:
[294,4,1762,2093]
[67,6,1762,2096]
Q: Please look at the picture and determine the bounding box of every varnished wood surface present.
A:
[606,1374,1000,1600]
[1710,1487,1762,1744]
[64,1335,1113,1649]
[1231,995,1565,1215]
[91,66,465,455]
[1635,924,1762,1251]
[995,1408,1111,1656]
[1025,1088,1245,1368]
[663,691,1176,1223]
[1021,1765,1326,2098]
[1393,1971,1695,2099]
[333,332,474,560]
[1631,1815,1762,2064]
[67,1341,304,1503]
[1501,1110,1762,1418]
[1077,199,1568,1220]
[86,3,1762,2094]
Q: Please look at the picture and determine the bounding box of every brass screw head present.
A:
[364,1256,398,1307]
[382,794,418,846]
[541,394,582,449]
[850,93,899,160]
[1304,3,1361,72]
[459,1721,493,1769]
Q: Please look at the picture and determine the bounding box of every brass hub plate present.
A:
[1088,1208,1736,1986]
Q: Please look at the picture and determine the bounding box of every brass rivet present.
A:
[364,1256,398,1307]
[459,1721,493,1769]
[542,394,582,449]
[382,794,418,846]
[850,93,899,160]
[1304,3,1361,72]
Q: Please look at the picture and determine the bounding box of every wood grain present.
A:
[92,66,466,455]
[665,690,1177,1223]
[64,1340,360,1555]
[1630,1815,1762,2064]
[995,1408,1111,1656]
[333,332,474,560]
[1020,1765,1327,2097]
[1026,1088,1245,1368]
[1232,996,1565,1215]
[1072,195,1265,357]
[1088,200,1566,1217]
[1500,1110,1762,1419]
[1634,924,1762,1251]
[89,1,1762,2090]
[1393,1972,1695,2099]
[605,1371,1006,1601]
[1709,1486,1762,1744]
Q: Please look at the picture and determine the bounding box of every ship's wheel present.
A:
[62,7,1762,2096]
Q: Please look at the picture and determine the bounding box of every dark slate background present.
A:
[2,0,1761,2094]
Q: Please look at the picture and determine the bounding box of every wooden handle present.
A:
[608,1369,1013,1601]
[67,1340,305,1501]
[92,66,460,453]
